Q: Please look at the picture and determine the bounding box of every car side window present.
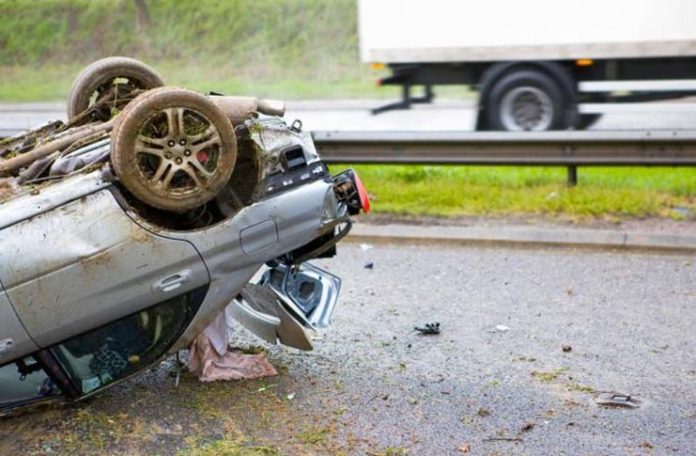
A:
[51,287,206,394]
[0,356,62,409]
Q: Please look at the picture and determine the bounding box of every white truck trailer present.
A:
[358,0,696,130]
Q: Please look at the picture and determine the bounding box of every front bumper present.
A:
[228,261,341,351]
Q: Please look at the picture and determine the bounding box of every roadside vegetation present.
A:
[0,0,391,101]
[344,165,696,220]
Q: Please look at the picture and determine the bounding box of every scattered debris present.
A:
[0,178,19,201]
[255,384,279,393]
[360,243,374,251]
[476,407,491,417]
[364,261,375,269]
[516,356,537,362]
[639,441,655,449]
[490,324,510,333]
[188,331,278,382]
[286,393,296,400]
[562,344,573,352]
[520,422,536,432]
[458,442,471,453]
[483,437,522,443]
[414,322,441,335]
[595,392,641,408]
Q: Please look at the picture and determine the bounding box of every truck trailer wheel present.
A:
[484,70,572,131]
[110,87,238,213]
[67,57,164,121]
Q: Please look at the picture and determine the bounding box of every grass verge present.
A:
[0,0,397,101]
[335,165,696,220]
[0,62,399,102]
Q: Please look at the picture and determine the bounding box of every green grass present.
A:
[0,0,357,66]
[338,165,696,219]
[531,368,569,383]
[0,0,396,101]
[179,439,280,456]
[296,425,331,445]
[0,62,397,101]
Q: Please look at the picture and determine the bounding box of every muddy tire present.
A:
[111,87,237,212]
[67,57,164,120]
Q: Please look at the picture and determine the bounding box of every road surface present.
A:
[2,99,696,138]
[1,241,693,455]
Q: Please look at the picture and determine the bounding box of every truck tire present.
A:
[484,70,572,131]
[110,87,237,213]
[67,57,164,121]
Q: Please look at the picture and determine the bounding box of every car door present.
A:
[0,278,38,365]
[0,189,209,349]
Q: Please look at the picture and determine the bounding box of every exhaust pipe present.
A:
[209,96,286,125]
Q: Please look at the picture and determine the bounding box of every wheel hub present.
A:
[499,86,554,131]
[133,107,222,195]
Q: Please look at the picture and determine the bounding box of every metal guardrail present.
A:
[312,130,696,165]
[4,128,696,185]
[312,130,696,184]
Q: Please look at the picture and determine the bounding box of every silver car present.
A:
[0,59,370,415]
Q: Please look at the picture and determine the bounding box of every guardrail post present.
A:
[567,166,578,187]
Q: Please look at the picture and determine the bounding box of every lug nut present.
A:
[179,139,187,146]
[175,157,183,164]
[184,150,191,156]
[168,140,176,147]
[164,152,173,159]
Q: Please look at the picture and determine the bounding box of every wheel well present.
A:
[476,61,577,129]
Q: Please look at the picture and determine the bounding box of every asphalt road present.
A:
[1,241,694,455]
[2,98,696,137]
[283,241,696,455]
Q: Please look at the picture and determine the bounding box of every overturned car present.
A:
[0,58,369,415]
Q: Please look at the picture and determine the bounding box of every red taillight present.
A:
[353,172,371,213]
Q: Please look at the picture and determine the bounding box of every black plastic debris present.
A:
[414,322,441,335]
[364,261,374,269]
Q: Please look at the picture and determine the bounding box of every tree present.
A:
[135,0,150,33]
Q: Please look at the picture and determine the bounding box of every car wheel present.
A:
[485,70,572,131]
[67,56,164,121]
[110,87,238,213]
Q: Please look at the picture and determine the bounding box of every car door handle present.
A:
[153,269,191,294]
